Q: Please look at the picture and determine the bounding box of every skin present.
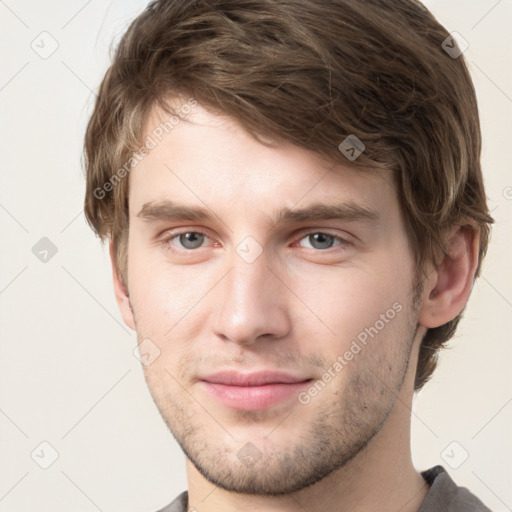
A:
[111,97,479,512]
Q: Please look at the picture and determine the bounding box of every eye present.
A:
[297,232,347,250]
[160,230,350,253]
[166,231,209,250]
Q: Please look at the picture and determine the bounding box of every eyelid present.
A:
[293,229,353,250]
[155,229,210,256]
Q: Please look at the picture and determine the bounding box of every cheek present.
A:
[127,246,212,343]
[291,259,411,347]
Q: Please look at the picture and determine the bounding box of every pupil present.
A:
[311,233,333,249]
[181,232,203,248]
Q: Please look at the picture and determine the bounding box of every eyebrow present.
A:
[136,200,380,226]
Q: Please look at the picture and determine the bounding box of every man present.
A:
[84,0,494,510]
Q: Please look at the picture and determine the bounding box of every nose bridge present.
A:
[212,248,290,345]
[230,254,273,309]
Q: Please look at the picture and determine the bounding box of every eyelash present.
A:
[159,230,352,253]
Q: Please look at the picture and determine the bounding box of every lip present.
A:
[199,371,312,410]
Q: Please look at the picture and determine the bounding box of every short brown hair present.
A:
[84,0,493,390]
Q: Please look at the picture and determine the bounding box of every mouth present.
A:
[198,371,313,411]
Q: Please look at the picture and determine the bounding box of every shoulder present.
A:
[153,469,492,512]
[418,465,492,512]
[154,490,188,512]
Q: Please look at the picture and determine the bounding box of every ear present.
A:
[418,225,480,328]
[109,240,135,331]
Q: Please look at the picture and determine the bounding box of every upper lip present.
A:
[200,371,312,386]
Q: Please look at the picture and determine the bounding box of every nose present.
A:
[211,252,291,346]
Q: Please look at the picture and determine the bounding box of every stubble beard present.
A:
[138,315,419,496]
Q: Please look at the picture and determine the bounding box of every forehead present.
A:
[129,100,397,220]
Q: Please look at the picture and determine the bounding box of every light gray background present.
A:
[0,1,511,511]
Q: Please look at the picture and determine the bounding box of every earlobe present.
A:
[418,226,480,329]
[109,240,136,331]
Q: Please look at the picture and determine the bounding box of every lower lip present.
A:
[200,381,311,410]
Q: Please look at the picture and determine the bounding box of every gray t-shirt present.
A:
[156,465,491,511]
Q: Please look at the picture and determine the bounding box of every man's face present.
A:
[120,100,422,495]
